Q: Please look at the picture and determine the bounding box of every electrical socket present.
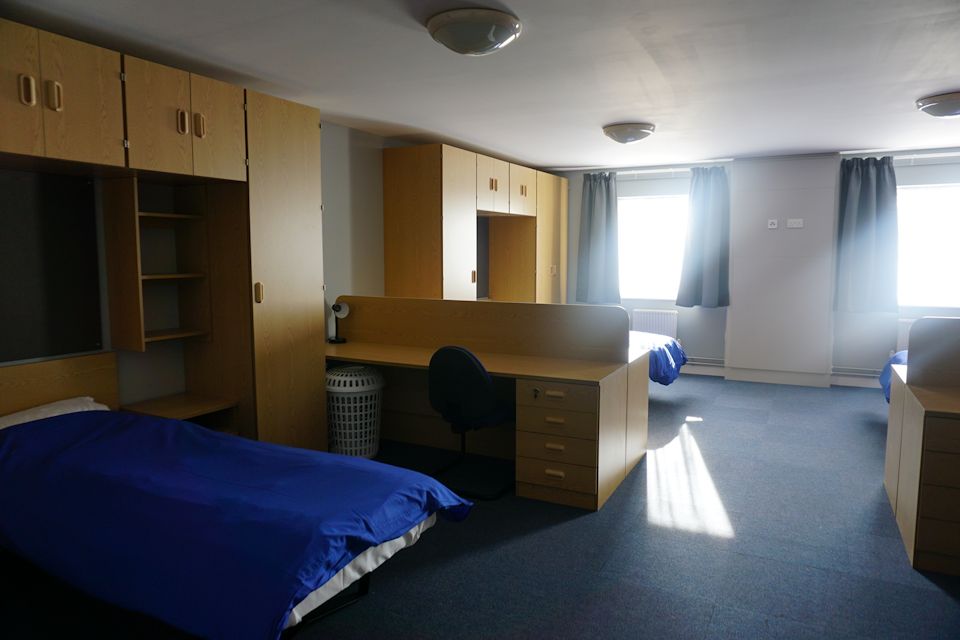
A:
[767,219,778,229]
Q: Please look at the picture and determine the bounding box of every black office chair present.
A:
[428,346,515,500]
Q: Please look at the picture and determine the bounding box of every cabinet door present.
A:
[0,19,43,156]
[247,90,326,450]
[125,56,193,175]
[441,145,477,300]
[509,163,537,216]
[38,31,124,166]
[476,153,496,212]
[536,171,561,303]
[190,73,246,181]
[492,158,510,213]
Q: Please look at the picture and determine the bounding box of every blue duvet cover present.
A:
[635,331,689,385]
[0,411,471,639]
[879,350,908,402]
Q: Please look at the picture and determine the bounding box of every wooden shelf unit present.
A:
[122,392,237,421]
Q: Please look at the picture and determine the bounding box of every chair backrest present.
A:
[428,346,499,431]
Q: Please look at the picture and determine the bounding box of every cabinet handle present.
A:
[254,282,264,303]
[544,442,566,452]
[544,468,566,480]
[544,416,566,425]
[176,109,190,135]
[489,177,494,191]
[545,390,567,399]
[46,80,63,112]
[471,269,477,284]
[18,74,37,106]
[494,178,499,192]
[194,112,207,138]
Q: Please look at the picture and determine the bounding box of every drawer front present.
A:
[925,417,960,454]
[516,404,598,440]
[516,456,597,494]
[516,379,598,413]
[922,451,960,488]
[916,518,960,556]
[920,484,960,523]
[517,431,597,467]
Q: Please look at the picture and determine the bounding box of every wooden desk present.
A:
[884,317,960,575]
[326,297,651,511]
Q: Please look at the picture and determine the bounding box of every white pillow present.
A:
[0,397,109,431]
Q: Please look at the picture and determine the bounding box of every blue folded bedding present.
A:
[0,411,471,639]
[634,331,689,385]
[879,350,908,402]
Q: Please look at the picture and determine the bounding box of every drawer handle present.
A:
[544,416,566,425]
[545,390,566,399]
[19,74,37,106]
[544,468,565,480]
[544,442,565,452]
[194,112,207,139]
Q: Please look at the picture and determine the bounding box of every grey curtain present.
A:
[676,166,730,308]
[576,172,620,304]
[835,157,898,312]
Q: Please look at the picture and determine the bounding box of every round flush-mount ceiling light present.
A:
[602,122,656,144]
[916,91,960,118]
[426,8,522,56]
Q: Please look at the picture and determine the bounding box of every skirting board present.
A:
[830,374,883,389]
[723,368,831,388]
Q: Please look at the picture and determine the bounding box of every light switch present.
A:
[767,219,778,229]
[786,218,804,229]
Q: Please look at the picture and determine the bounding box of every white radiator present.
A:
[897,319,914,351]
[632,309,679,338]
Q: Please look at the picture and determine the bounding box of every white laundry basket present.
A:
[326,365,385,458]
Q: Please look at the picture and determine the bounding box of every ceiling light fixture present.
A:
[916,91,960,118]
[602,122,656,144]
[426,8,522,56]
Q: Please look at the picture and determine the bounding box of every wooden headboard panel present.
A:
[0,352,119,415]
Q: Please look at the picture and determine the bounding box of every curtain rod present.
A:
[839,146,960,161]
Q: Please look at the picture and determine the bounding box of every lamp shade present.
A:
[602,122,656,144]
[426,9,522,56]
[916,91,960,118]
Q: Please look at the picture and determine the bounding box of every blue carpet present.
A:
[2,375,958,638]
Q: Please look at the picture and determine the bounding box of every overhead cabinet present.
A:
[0,18,124,165]
[384,143,566,303]
[124,56,246,181]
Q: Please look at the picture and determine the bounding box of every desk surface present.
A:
[327,333,651,384]
[895,365,960,417]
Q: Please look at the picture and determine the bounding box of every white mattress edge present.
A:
[284,512,438,629]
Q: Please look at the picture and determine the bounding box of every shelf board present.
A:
[144,328,208,343]
[138,211,202,220]
[141,273,206,281]
[121,392,238,421]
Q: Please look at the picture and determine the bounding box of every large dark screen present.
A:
[0,170,102,362]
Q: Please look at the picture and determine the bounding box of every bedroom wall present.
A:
[565,153,861,385]
[320,122,388,337]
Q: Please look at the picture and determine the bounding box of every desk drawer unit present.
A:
[516,377,603,510]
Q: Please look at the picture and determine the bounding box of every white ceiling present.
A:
[6,0,960,169]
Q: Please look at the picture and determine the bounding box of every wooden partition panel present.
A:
[337,296,629,363]
[908,317,960,388]
[0,352,118,414]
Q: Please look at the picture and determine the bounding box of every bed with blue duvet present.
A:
[632,331,689,385]
[0,409,471,640]
[880,350,908,402]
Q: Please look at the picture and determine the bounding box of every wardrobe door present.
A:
[38,30,124,166]
[190,73,246,181]
[0,19,43,156]
[536,170,561,303]
[246,90,326,450]
[441,145,477,300]
[124,56,193,175]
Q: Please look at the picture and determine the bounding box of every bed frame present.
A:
[0,352,119,415]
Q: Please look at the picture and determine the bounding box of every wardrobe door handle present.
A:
[19,74,37,106]
[254,282,264,303]
[46,80,63,112]
[489,177,494,191]
[494,178,499,192]
[544,469,565,480]
[194,112,207,138]
[471,270,477,284]
[176,109,190,135]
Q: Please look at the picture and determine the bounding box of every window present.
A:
[617,194,689,300]
[896,184,960,308]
